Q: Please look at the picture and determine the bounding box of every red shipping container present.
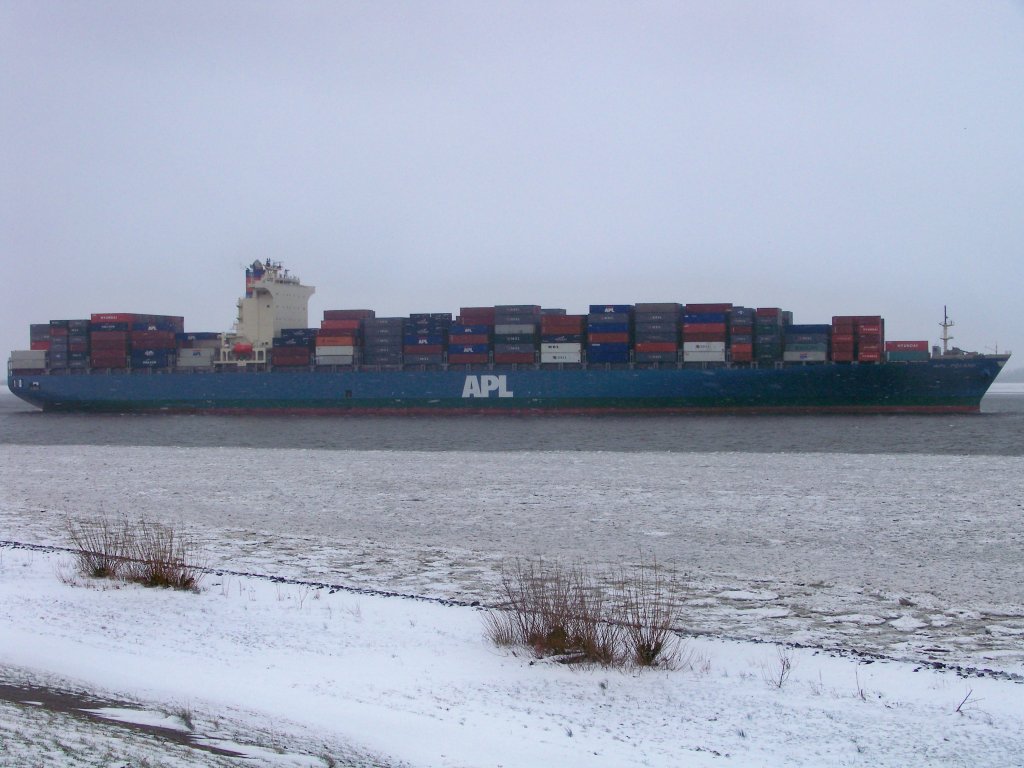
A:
[831,333,855,344]
[857,333,882,344]
[856,324,882,335]
[858,351,881,362]
[756,307,782,317]
[91,313,137,323]
[683,331,728,342]
[588,332,630,343]
[541,316,586,331]
[459,307,497,322]
[49,327,69,338]
[635,342,678,353]
[131,331,176,349]
[403,344,443,354]
[449,333,489,345]
[685,303,733,313]
[320,319,362,331]
[832,350,855,362]
[493,352,535,364]
[30,340,51,351]
[271,349,311,364]
[317,334,357,346]
[323,309,375,320]
[854,315,883,324]
[682,322,727,334]
[90,353,127,367]
[90,330,129,342]
[448,353,490,364]
[731,346,753,362]
[885,340,928,352]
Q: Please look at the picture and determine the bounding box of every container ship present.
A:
[7,261,1010,414]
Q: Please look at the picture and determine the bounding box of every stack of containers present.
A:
[447,313,492,365]
[540,311,585,364]
[634,303,681,363]
[830,316,856,362]
[493,305,540,364]
[754,308,787,365]
[728,307,755,363]
[47,320,70,370]
[404,313,450,365]
[855,316,884,363]
[272,328,316,368]
[29,324,51,352]
[317,309,372,367]
[783,324,831,363]
[587,304,632,364]
[362,317,405,366]
[176,332,219,369]
[830,315,884,362]
[683,303,731,363]
[90,313,133,369]
[130,315,182,370]
[885,340,929,362]
[67,320,90,370]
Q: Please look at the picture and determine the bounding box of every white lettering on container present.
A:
[462,374,513,398]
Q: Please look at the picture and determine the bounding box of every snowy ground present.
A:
[1,443,1022,766]
[2,545,1023,767]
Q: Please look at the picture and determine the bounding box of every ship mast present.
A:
[939,305,955,356]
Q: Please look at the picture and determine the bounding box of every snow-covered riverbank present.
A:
[2,545,1022,767]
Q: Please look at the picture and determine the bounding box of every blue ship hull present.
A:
[7,356,1009,414]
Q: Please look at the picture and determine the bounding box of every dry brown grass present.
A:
[486,557,678,668]
[65,517,205,591]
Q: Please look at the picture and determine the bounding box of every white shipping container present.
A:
[682,341,726,352]
[683,351,727,362]
[783,351,829,362]
[178,348,215,361]
[494,323,537,335]
[315,354,354,365]
[316,345,354,356]
[541,343,582,354]
[176,348,215,368]
[9,350,48,365]
[541,352,582,364]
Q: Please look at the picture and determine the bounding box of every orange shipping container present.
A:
[634,342,678,353]
[316,335,357,346]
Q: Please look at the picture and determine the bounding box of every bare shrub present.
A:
[761,644,796,688]
[617,558,679,667]
[488,557,685,668]
[65,516,131,579]
[124,520,205,591]
[487,558,624,665]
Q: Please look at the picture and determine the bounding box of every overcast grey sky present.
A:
[3,1,1022,368]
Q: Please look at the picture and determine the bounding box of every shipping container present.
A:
[323,309,375,321]
[685,303,732,313]
[635,341,678,353]
[887,351,930,362]
[683,350,727,362]
[311,354,356,366]
[783,351,829,362]
[446,352,488,364]
[683,341,726,352]
[540,351,583,363]
[885,340,928,352]
[494,323,537,335]
[493,352,536,364]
